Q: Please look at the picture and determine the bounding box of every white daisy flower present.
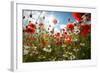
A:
[34,46,37,49]
[69,55,76,60]
[48,45,51,48]
[24,45,30,49]
[73,38,78,42]
[73,48,80,52]
[80,43,85,46]
[43,48,52,53]
[73,27,80,35]
[23,49,29,55]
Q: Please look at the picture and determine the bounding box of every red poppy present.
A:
[28,23,36,29]
[67,23,74,31]
[80,24,91,37]
[72,13,84,21]
[65,35,72,44]
[25,27,35,34]
[41,39,48,48]
[25,23,36,34]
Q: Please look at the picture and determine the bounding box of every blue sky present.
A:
[51,11,75,24]
[45,11,76,31]
[23,10,76,32]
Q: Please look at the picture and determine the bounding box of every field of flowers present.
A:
[23,11,91,62]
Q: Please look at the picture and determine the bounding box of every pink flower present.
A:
[53,19,57,24]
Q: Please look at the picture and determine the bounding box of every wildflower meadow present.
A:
[22,10,91,62]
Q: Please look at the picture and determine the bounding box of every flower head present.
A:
[80,24,91,37]
[65,35,72,44]
[67,23,74,31]
[72,13,84,22]
[25,22,36,34]
[73,26,80,35]
[43,48,52,53]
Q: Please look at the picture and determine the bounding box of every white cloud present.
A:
[60,24,66,29]
[54,28,60,33]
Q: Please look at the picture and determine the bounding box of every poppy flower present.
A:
[41,39,49,48]
[24,27,35,34]
[80,24,91,37]
[28,23,36,29]
[67,23,74,31]
[80,29,90,37]
[25,23,36,34]
[65,35,72,44]
[72,13,84,22]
